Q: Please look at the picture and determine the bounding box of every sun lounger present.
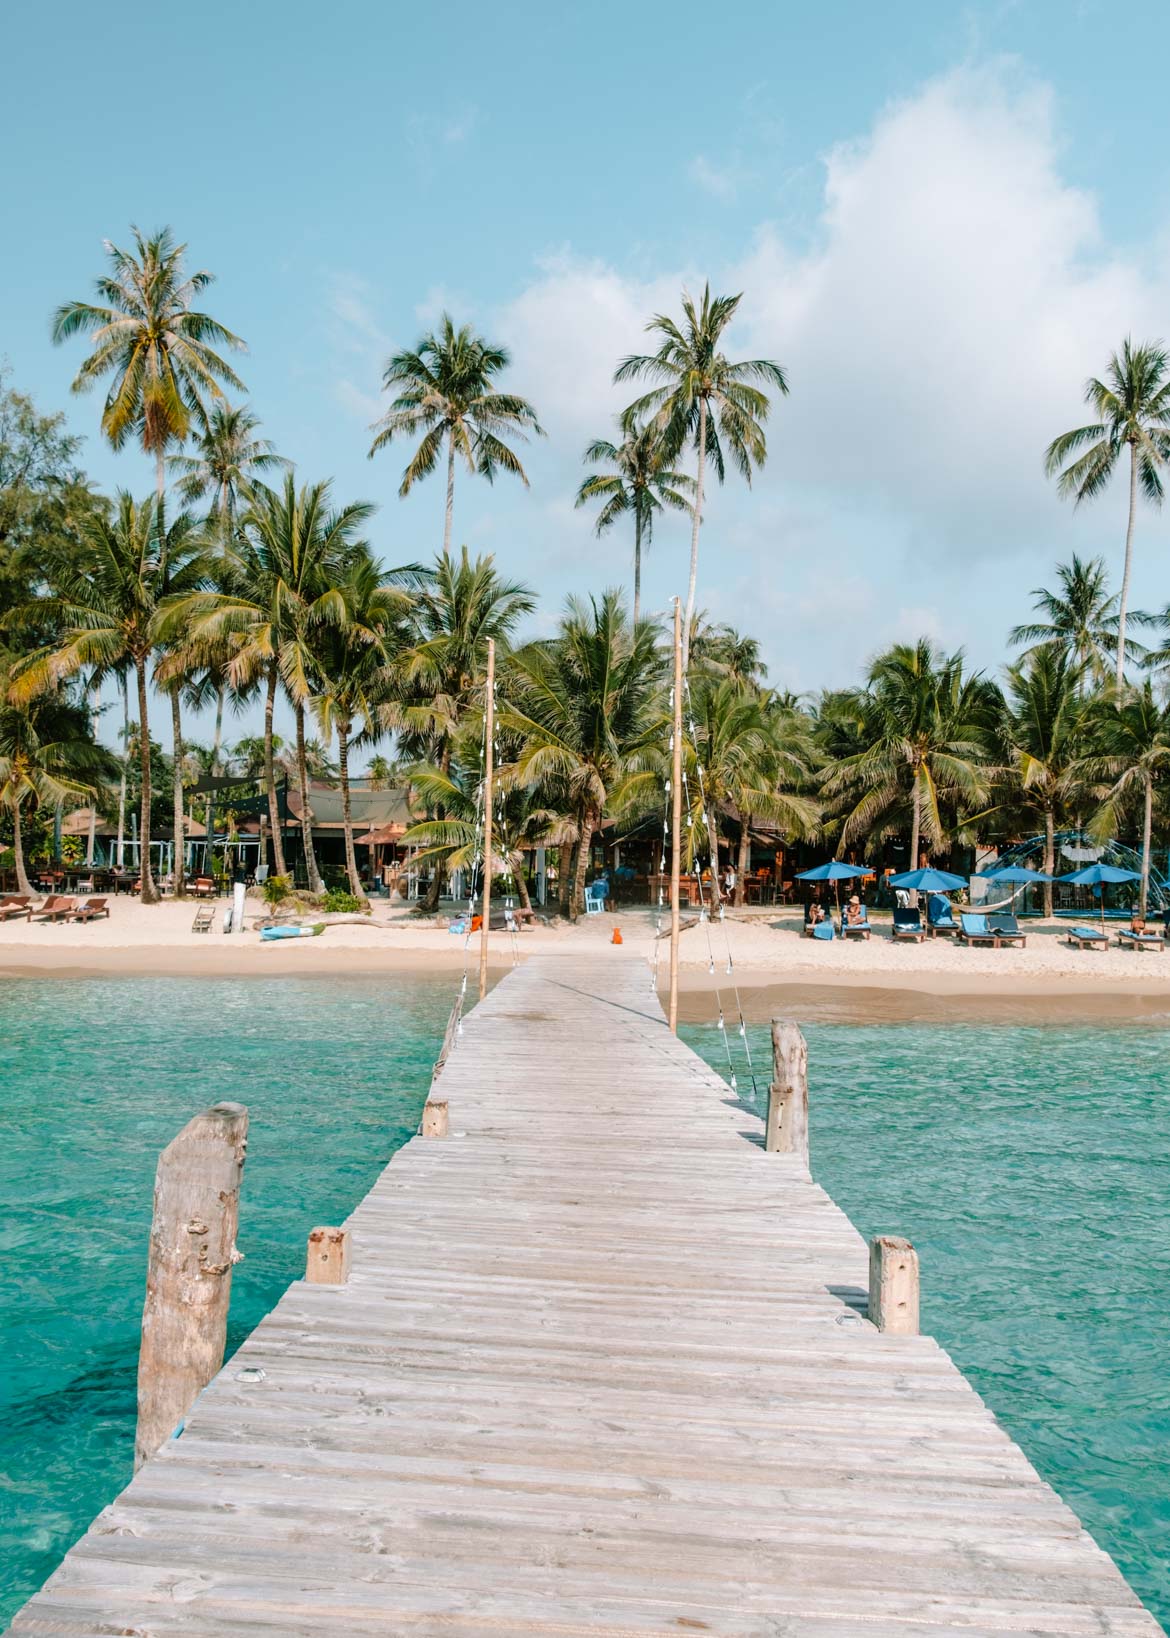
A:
[891,907,925,941]
[68,897,110,922]
[1116,928,1165,951]
[807,919,835,940]
[189,876,217,899]
[191,905,215,933]
[839,911,871,939]
[1066,925,1109,949]
[958,912,999,947]
[0,894,33,922]
[926,894,958,936]
[34,895,78,923]
[988,911,1027,947]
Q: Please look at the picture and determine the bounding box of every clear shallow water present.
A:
[683,1019,1170,1626]
[0,976,449,1626]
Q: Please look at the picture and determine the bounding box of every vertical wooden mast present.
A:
[478,638,496,1002]
[668,599,683,1033]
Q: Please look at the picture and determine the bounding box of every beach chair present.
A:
[1116,927,1165,951]
[988,911,1027,948]
[583,880,608,915]
[840,909,871,939]
[958,912,999,947]
[191,905,215,933]
[926,894,958,937]
[808,919,835,940]
[33,895,78,923]
[1066,925,1109,949]
[189,876,217,899]
[0,894,33,922]
[68,896,110,922]
[891,906,925,941]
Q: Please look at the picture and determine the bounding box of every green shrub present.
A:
[321,887,364,914]
[261,873,292,911]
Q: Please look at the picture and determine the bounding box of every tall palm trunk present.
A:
[136,657,158,904]
[423,743,451,912]
[442,429,456,556]
[558,842,573,917]
[86,680,100,865]
[295,701,323,893]
[170,689,186,897]
[1140,772,1153,916]
[263,662,287,877]
[633,507,643,625]
[572,810,596,919]
[116,674,129,868]
[682,395,707,672]
[1116,441,1139,683]
[337,719,364,901]
[514,862,532,914]
[908,771,922,909]
[1043,804,1055,918]
[736,814,752,908]
[706,804,721,905]
[12,802,33,896]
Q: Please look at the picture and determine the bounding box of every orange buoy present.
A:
[612,926,623,944]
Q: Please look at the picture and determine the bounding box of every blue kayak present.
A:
[260,924,323,941]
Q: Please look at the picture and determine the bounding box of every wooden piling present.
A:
[422,1097,449,1138]
[135,1101,248,1470]
[868,1234,920,1334]
[478,638,496,1003]
[668,598,683,1033]
[305,1226,351,1284]
[765,1020,809,1163]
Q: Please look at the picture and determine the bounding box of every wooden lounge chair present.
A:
[891,906,925,941]
[1066,924,1109,949]
[958,912,999,947]
[988,911,1027,948]
[191,905,215,933]
[804,919,835,940]
[1116,927,1165,952]
[840,910,871,939]
[0,894,33,922]
[68,897,110,922]
[34,895,78,922]
[926,895,959,937]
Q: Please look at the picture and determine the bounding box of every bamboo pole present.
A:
[478,638,496,1003]
[135,1102,248,1469]
[668,599,683,1033]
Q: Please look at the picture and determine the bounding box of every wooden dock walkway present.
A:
[9,952,1163,1636]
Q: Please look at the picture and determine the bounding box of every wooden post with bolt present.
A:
[868,1235,920,1334]
[422,1097,449,1138]
[135,1101,248,1470]
[765,1020,809,1164]
[305,1226,351,1285]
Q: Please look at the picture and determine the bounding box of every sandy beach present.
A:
[4,896,1170,1023]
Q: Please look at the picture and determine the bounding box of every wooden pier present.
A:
[9,952,1163,1635]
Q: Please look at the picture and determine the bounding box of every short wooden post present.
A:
[305,1226,351,1284]
[135,1101,248,1470]
[422,1097,449,1138]
[868,1235,920,1334]
[765,1021,808,1163]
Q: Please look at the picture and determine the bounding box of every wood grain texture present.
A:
[8,954,1163,1636]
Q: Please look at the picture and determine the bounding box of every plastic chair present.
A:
[584,881,608,915]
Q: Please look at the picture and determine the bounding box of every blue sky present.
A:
[5,0,1170,752]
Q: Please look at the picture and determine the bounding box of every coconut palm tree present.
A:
[574,415,692,621]
[0,671,109,896]
[9,493,175,900]
[1045,340,1170,681]
[1002,647,1092,915]
[689,618,769,688]
[312,553,414,900]
[368,315,543,555]
[152,509,213,894]
[1082,681,1170,915]
[1009,554,1132,683]
[502,592,664,917]
[615,286,787,667]
[172,476,374,888]
[52,226,246,504]
[823,640,999,897]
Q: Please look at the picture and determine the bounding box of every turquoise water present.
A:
[2,986,1169,1628]
[0,976,449,1627]
[683,1020,1170,1626]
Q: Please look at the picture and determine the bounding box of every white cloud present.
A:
[688,154,743,201]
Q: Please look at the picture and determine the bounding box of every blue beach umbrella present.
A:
[795,859,869,912]
[887,867,967,893]
[1058,862,1142,930]
[977,866,1056,884]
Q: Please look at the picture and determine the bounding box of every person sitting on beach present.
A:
[1131,908,1147,935]
[844,894,866,927]
[804,894,825,926]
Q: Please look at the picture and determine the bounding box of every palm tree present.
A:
[312,553,414,900]
[823,640,999,898]
[1044,340,1170,681]
[368,315,543,555]
[688,677,818,902]
[1009,554,1131,683]
[574,415,692,621]
[1002,647,1091,915]
[502,592,664,917]
[389,548,535,909]
[615,285,787,666]
[52,226,246,505]
[9,493,173,900]
[1082,681,1170,915]
[153,509,212,894]
[689,618,769,687]
[174,475,374,889]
